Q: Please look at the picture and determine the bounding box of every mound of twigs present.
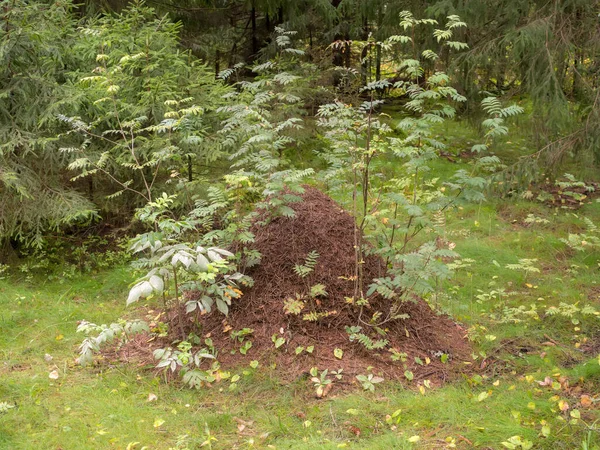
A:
[194,186,471,383]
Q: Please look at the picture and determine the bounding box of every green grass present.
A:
[3,202,600,449]
[3,128,600,448]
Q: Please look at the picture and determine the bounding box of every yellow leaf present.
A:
[541,424,551,437]
[477,391,489,402]
[408,435,421,443]
[153,418,165,428]
[558,400,569,412]
[527,402,536,410]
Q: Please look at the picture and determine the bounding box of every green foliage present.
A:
[61,1,229,209]
[77,318,149,366]
[474,96,524,154]
[0,0,97,246]
[345,326,389,350]
[293,250,319,278]
[355,373,384,392]
[560,217,600,251]
[310,368,333,398]
[319,13,483,326]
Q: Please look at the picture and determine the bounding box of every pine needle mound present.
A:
[200,186,471,383]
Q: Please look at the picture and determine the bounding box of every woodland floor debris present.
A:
[117,186,472,385]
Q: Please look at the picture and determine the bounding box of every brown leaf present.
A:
[537,376,552,387]
[233,417,254,427]
[581,395,593,408]
[348,426,361,437]
[322,383,333,398]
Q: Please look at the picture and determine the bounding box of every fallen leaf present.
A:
[234,417,254,427]
[558,400,569,412]
[348,426,361,437]
[580,395,592,408]
[321,383,333,398]
[537,376,552,387]
[49,370,59,380]
[153,418,165,428]
[147,393,157,402]
[44,354,53,362]
[477,391,489,402]
[541,424,551,437]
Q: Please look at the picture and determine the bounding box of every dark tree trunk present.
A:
[251,3,258,57]
[361,45,368,86]
[215,49,220,79]
[375,43,381,81]
[344,33,351,68]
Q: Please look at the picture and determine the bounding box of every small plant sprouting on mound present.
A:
[345,326,389,351]
[356,373,384,392]
[77,319,150,366]
[310,367,333,398]
[293,250,319,279]
[283,250,335,322]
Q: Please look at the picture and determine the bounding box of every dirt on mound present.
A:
[196,186,471,385]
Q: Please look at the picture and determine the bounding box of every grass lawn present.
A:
[2,119,600,449]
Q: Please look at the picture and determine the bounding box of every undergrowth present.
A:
[2,178,600,448]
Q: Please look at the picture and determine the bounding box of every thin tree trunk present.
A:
[215,49,220,79]
[344,33,351,68]
[375,43,381,81]
[251,3,258,57]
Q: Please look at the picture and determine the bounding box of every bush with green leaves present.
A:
[0,0,97,247]
[318,12,488,328]
[59,1,230,214]
[217,26,318,218]
[560,217,600,252]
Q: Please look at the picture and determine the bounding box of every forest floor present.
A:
[2,120,600,449]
